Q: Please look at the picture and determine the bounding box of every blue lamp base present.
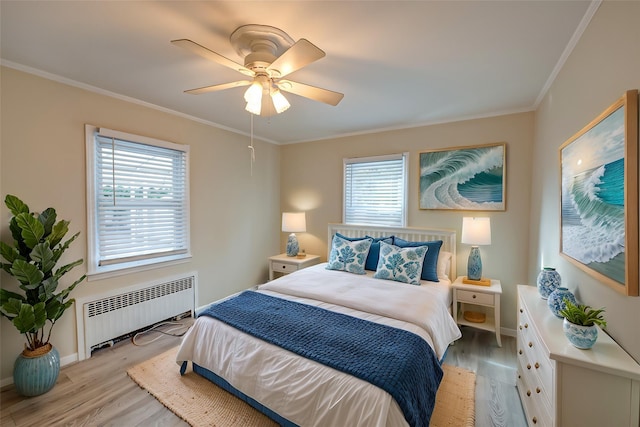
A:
[467,246,482,280]
[286,233,299,257]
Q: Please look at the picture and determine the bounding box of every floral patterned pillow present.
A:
[326,234,373,274]
[373,241,428,285]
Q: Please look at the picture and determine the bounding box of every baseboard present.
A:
[500,327,517,337]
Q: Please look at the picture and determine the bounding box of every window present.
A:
[343,153,408,227]
[85,125,190,277]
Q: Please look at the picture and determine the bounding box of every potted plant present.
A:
[558,298,606,350]
[0,195,86,396]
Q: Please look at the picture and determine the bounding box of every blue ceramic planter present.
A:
[563,319,598,349]
[13,344,60,396]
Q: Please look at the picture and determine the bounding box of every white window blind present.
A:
[343,153,408,227]
[86,125,190,276]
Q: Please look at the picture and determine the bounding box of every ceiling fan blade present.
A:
[278,80,344,106]
[267,39,325,78]
[171,39,254,77]
[184,80,251,95]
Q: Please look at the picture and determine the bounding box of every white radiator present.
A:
[76,273,195,360]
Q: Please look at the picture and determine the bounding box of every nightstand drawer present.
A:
[457,289,494,305]
[271,262,298,274]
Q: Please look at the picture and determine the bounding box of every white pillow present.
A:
[437,251,452,280]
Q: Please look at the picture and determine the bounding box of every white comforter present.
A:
[176,264,461,427]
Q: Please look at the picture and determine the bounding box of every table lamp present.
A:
[282,212,306,257]
[461,217,491,285]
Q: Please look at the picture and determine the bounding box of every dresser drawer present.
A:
[456,289,494,305]
[517,368,552,427]
[271,262,298,274]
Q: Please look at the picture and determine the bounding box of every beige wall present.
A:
[0,67,281,382]
[281,112,535,334]
[530,1,640,361]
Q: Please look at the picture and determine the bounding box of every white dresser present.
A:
[517,285,640,427]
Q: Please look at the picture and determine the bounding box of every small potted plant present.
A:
[558,298,606,349]
[0,195,86,396]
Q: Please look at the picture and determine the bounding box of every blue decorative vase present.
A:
[13,344,60,396]
[537,267,561,299]
[467,247,482,280]
[286,233,300,257]
[547,287,576,318]
[563,318,598,349]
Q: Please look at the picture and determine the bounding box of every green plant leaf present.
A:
[0,289,25,306]
[53,259,83,282]
[38,277,58,302]
[15,212,45,249]
[0,241,20,263]
[56,275,86,302]
[10,259,44,288]
[51,231,79,265]
[45,298,63,322]
[48,220,69,248]
[32,301,47,330]
[5,194,29,216]
[30,242,56,274]
[0,296,24,318]
[38,208,57,236]
[12,303,36,334]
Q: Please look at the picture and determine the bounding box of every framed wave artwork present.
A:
[419,142,506,211]
[559,89,638,296]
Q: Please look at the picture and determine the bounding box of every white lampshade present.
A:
[271,89,290,114]
[461,217,491,246]
[244,81,263,103]
[282,212,306,233]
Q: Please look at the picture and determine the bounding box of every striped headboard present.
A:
[327,223,457,280]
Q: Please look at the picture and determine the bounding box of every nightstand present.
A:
[268,253,321,280]
[452,276,502,347]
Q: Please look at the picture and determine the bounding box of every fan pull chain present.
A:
[248,113,255,176]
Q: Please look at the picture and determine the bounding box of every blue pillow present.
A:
[393,238,443,282]
[335,233,393,271]
[326,234,373,274]
[373,241,428,285]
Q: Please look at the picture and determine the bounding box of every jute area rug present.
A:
[127,347,475,426]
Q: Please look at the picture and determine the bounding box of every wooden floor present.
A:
[1,322,526,426]
[445,327,527,427]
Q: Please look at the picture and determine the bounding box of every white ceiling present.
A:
[0,1,595,144]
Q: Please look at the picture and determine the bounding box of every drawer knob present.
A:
[472,294,477,299]
[527,364,531,370]
[536,387,541,394]
[535,362,540,369]
[532,416,537,424]
[282,265,286,269]
[519,325,523,330]
[524,323,529,328]
[518,349,523,355]
[520,308,523,313]
[528,342,533,348]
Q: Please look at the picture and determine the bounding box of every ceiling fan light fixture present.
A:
[245,98,262,115]
[271,89,290,114]
[244,80,263,103]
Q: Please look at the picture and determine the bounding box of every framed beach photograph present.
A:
[419,142,506,211]
[559,90,638,296]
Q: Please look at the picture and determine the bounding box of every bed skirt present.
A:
[191,362,297,427]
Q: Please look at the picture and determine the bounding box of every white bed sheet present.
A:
[176,264,461,427]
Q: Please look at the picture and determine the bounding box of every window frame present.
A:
[342,152,409,227]
[85,125,191,279]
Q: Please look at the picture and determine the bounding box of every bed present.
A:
[176,223,461,427]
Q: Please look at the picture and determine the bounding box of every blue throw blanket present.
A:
[199,291,443,427]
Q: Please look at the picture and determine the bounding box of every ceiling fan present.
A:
[172,24,344,116]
